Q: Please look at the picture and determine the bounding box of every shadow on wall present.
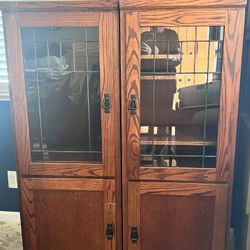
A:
[0,100,19,211]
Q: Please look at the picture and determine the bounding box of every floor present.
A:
[0,221,22,250]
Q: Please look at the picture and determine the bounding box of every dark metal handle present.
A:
[131,225,138,244]
[106,223,113,240]
[103,94,111,113]
[129,94,137,115]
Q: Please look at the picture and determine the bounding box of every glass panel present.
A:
[21,27,101,162]
[140,26,224,168]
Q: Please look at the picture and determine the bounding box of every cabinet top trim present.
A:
[0,0,246,11]
[0,0,119,11]
[119,0,247,9]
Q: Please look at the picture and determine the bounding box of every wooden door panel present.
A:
[127,182,228,250]
[20,178,116,250]
[35,190,104,250]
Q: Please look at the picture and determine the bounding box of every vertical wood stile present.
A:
[128,182,140,250]
[3,12,31,175]
[125,11,141,180]
[104,179,116,250]
[20,179,37,250]
[212,184,228,250]
[99,12,118,177]
[216,9,245,249]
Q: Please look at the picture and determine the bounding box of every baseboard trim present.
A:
[0,211,20,222]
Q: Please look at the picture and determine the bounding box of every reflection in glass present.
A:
[140,26,224,168]
[21,27,101,162]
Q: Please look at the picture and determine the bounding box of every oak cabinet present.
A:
[1,0,246,249]
[120,2,246,250]
[2,5,121,250]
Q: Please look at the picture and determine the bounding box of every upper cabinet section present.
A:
[119,0,247,9]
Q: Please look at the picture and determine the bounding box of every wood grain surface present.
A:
[120,0,247,10]
[15,12,99,27]
[20,178,117,249]
[140,181,217,196]
[99,11,120,178]
[30,163,103,177]
[0,0,118,11]
[212,184,229,250]
[140,9,226,26]
[3,13,31,175]
[20,179,37,250]
[124,12,141,180]
[140,167,216,182]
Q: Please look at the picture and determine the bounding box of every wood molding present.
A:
[119,0,247,10]
[0,1,118,11]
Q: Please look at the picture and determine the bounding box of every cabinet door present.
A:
[121,8,245,250]
[5,11,120,178]
[4,11,120,250]
[127,182,228,250]
[20,178,116,250]
[121,9,244,183]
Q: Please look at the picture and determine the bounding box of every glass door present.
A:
[7,11,120,178]
[122,9,243,183]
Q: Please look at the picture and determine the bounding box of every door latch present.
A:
[131,225,138,244]
[129,94,137,115]
[103,94,111,113]
[106,223,113,240]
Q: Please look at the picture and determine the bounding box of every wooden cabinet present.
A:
[120,1,246,250]
[2,4,121,250]
[1,0,246,249]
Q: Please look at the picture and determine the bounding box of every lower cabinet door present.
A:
[20,178,116,250]
[127,182,228,250]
